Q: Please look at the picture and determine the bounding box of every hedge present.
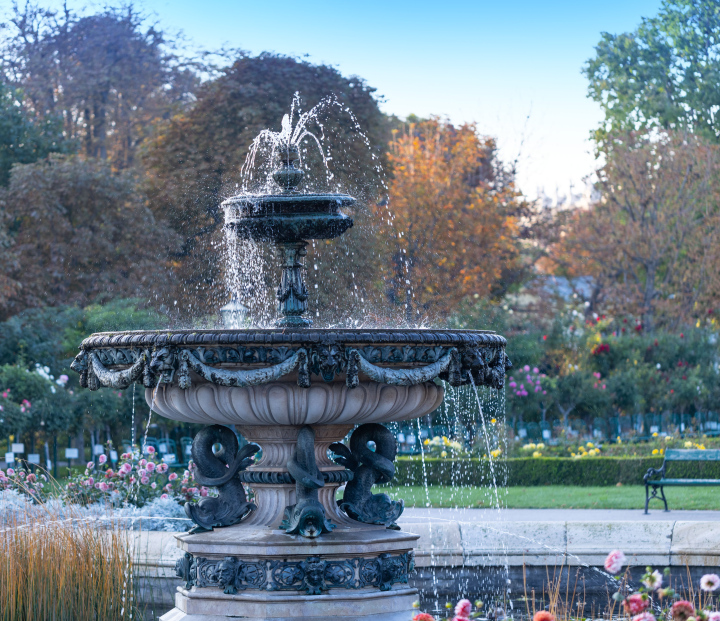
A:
[393,456,720,487]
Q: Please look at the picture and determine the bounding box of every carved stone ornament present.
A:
[184,425,259,533]
[72,329,511,391]
[175,551,414,595]
[330,423,403,528]
[280,425,335,538]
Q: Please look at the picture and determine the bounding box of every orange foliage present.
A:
[380,119,524,321]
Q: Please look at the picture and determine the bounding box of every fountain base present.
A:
[160,525,419,621]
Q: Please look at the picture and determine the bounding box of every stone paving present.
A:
[403,507,720,521]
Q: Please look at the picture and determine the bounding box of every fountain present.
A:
[71,113,509,621]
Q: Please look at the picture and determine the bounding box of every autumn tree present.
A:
[585,0,720,142]
[0,3,197,168]
[0,156,178,319]
[380,119,527,322]
[557,131,720,331]
[143,54,391,319]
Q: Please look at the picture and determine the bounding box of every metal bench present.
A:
[643,448,720,513]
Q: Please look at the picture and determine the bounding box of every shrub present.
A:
[394,456,720,486]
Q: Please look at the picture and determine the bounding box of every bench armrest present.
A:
[644,464,665,483]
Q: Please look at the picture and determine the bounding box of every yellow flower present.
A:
[571,452,577,457]
[490,418,496,424]
[423,439,430,446]
[695,443,706,450]
[442,436,449,445]
[652,449,659,455]
[440,450,447,458]
[532,451,542,458]
[572,453,581,459]
[490,448,502,458]
[652,432,658,437]
[684,441,693,448]
[537,443,545,449]
[586,442,594,448]
[617,436,622,444]
[663,435,672,442]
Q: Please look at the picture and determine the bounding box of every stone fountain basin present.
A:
[76,328,508,428]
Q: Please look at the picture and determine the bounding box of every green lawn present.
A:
[381,485,720,510]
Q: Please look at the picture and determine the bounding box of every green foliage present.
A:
[394,456,720,487]
[584,0,720,142]
[0,82,69,187]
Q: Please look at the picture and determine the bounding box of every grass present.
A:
[383,484,720,510]
[0,502,140,621]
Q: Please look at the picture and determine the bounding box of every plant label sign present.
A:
[4,452,14,463]
[65,448,79,459]
[11,443,24,454]
[93,444,105,455]
[27,453,40,464]
[110,450,119,462]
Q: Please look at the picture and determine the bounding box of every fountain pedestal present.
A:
[160,424,419,621]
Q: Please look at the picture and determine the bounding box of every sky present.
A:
[9,0,664,198]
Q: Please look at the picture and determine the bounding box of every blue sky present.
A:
[12,0,664,197]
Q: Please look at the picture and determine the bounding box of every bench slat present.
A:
[664,449,720,461]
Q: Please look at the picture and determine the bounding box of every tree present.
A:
[0,156,178,318]
[558,131,720,331]
[380,119,527,321]
[585,0,720,142]
[0,81,69,186]
[1,3,196,168]
[143,53,390,318]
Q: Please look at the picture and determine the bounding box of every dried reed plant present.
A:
[0,500,139,621]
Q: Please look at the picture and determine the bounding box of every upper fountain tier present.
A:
[222,144,354,244]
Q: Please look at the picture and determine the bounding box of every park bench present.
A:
[643,448,720,513]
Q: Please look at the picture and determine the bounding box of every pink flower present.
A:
[27,473,36,483]
[98,454,107,465]
[700,574,720,592]
[99,482,109,491]
[87,477,95,486]
[94,482,101,489]
[147,446,155,453]
[105,469,114,478]
[168,472,178,481]
[707,613,720,621]
[200,487,209,497]
[671,601,695,621]
[160,493,169,500]
[533,367,539,374]
[119,463,132,475]
[524,365,530,372]
[87,461,94,469]
[138,468,147,477]
[151,482,157,489]
[632,613,656,621]
[139,459,147,467]
[604,550,626,574]
[624,594,649,615]
[157,463,168,474]
[455,600,472,618]
[413,615,435,621]
[121,452,131,460]
[146,462,155,473]
[141,476,150,485]
[164,483,172,491]
[452,617,468,621]
[533,613,555,621]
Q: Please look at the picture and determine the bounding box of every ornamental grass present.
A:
[0,498,138,621]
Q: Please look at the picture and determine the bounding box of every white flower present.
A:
[700,573,720,592]
[642,570,662,590]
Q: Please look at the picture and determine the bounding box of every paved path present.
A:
[402,507,720,522]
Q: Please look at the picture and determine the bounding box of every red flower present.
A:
[671,601,695,621]
[624,594,649,615]
[533,612,555,621]
[542,335,547,340]
[413,614,435,621]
